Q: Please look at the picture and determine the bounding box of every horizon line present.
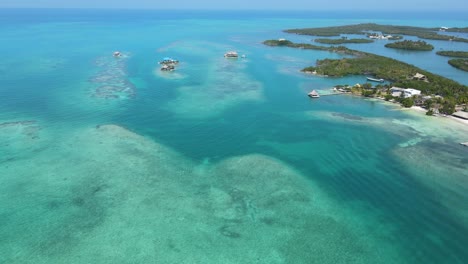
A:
[1,7,467,12]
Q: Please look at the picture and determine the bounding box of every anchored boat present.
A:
[366,77,384,82]
[308,90,320,98]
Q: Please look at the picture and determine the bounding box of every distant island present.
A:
[385,40,434,51]
[285,23,468,43]
[314,38,373,44]
[436,51,468,58]
[263,39,468,113]
[263,39,361,55]
[448,59,468,72]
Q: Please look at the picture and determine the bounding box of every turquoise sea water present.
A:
[1,9,467,263]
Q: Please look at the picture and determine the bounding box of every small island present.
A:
[263,39,362,55]
[384,40,434,51]
[314,38,373,44]
[436,51,468,58]
[448,59,468,72]
[285,23,468,43]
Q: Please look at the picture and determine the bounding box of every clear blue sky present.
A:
[1,0,466,11]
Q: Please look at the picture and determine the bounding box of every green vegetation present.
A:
[314,38,373,44]
[445,27,468,33]
[263,39,360,55]
[401,97,415,108]
[436,51,468,58]
[385,40,434,51]
[263,39,468,105]
[448,59,468,72]
[285,23,468,43]
[440,98,457,114]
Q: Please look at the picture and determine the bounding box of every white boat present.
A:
[113,51,121,57]
[366,77,384,82]
[224,51,239,58]
[308,90,320,98]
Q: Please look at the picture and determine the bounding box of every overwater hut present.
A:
[224,51,239,58]
[161,64,175,71]
[159,57,179,65]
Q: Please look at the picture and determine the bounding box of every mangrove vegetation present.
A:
[285,23,468,43]
[448,59,468,72]
[436,51,468,58]
[384,40,434,51]
[314,38,373,44]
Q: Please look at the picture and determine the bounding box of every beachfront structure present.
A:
[405,88,421,97]
[390,87,404,97]
[390,87,421,98]
[368,34,392,40]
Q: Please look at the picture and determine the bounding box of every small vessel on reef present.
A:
[113,51,121,57]
[308,90,320,98]
[366,77,384,82]
[224,51,239,58]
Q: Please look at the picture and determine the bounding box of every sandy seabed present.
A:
[0,124,407,264]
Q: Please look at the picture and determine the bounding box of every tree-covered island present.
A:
[263,39,468,113]
[436,51,468,58]
[314,38,373,44]
[384,40,434,51]
[448,59,468,72]
[285,23,468,43]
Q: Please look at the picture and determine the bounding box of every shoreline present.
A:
[408,106,468,127]
[357,94,468,128]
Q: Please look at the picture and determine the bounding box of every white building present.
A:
[390,87,404,97]
[390,87,421,98]
[403,88,421,97]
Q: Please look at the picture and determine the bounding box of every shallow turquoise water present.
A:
[1,9,467,263]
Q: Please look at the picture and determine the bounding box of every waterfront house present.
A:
[404,88,421,97]
[390,87,405,97]
[390,87,421,98]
